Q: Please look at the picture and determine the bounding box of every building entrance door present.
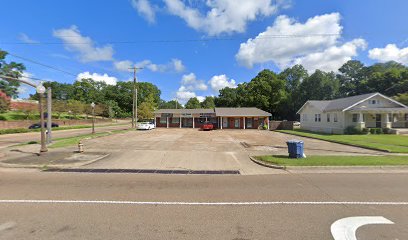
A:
[376,114,382,128]
[222,117,228,128]
[182,118,193,128]
[234,118,240,128]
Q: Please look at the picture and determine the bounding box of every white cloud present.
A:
[163,0,289,36]
[368,44,408,64]
[114,58,186,73]
[76,72,118,85]
[196,96,205,102]
[176,87,197,104]
[113,60,134,72]
[208,74,236,92]
[236,13,342,68]
[18,33,38,44]
[131,0,156,23]
[293,39,367,73]
[181,73,208,91]
[53,25,114,62]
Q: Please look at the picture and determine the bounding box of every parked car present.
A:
[28,122,59,129]
[293,121,300,127]
[137,122,155,130]
[201,121,214,131]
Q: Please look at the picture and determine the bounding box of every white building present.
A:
[297,93,408,134]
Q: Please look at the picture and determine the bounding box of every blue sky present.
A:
[1,0,408,103]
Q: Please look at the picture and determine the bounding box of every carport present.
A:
[215,108,272,129]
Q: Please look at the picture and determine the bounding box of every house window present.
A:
[327,113,330,122]
[369,99,379,105]
[160,117,167,124]
[172,117,180,124]
[352,114,358,122]
[315,114,321,122]
[334,113,338,122]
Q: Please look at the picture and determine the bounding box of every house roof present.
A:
[297,92,408,114]
[214,107,272,117]
[154,109,214,114]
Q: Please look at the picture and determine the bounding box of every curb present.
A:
[249,156,286,170]
[0,153,110,169]
[275,131,391,153]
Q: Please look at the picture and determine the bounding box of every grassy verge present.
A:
[0,123,128,135]
[49,129,130,149]
[0,111,86,121]
[277,129,408,153]
[256,155,408,166]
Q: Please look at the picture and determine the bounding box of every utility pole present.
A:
[129,67,143,128]
[46,87,52,144]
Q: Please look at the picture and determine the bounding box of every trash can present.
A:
[286,140,304,158]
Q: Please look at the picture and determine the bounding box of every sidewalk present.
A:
[0,143,109,169]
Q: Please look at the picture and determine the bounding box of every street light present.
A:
[36,82,47,153]
[91,102,96,134]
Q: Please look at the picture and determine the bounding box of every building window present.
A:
[369,99,379,105]
[160,118,167,124]
[172,117,180,124]
[327,113,330,122]
[352,114,358,122]
[334,113,338,122]
[315,114,321,122]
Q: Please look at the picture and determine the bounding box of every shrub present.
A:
[362,128,370,134]
[382,128,391,134]
[344,126,362,135]
[263,124,268,130]
[370,128,376,134]
[375,128,383,134]
[0,91,10,113]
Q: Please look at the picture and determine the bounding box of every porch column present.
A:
[384,113,392,128]
[243,117,246,129]
[166,117,169,128]
[154,117,157,128]
[266,117,270,130]
[356,112,365,130]
[180,117,182,128]
[192,117,195,128]
[220,117,223,129]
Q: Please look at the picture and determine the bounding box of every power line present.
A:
[0,34,341,45]
[6,53,77,77]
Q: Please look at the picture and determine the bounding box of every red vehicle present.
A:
[201,121,214,131]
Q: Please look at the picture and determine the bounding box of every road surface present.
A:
[0,170,407,239]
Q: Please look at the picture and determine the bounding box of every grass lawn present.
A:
[256,155,408,166]
[0,111,85,121]
[277,130,408,153]
[49,129,129,148]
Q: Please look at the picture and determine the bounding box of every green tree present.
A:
[0,50,25,98]
[279,65,308,120]
[159,99,183,109]
[214,87,239,107]
[185,97,201,109]
[138,101,155,120]
[201,96,215,108]
[337,60,368,97]
[66,99,85,118]
[394,93,408,106]
[300,70,339,103]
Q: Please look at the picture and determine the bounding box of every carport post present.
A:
[192,117,195,128]
[243,117,246,129]
[166,117,169,128]
[220,117,223,129]
[267,117,270,130]
[180,117,182,128]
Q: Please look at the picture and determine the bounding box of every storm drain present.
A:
[43,168,240,175]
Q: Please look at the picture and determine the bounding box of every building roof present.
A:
[154,109,214,114]
[324,93,377,112]
[297,92,408,114]
[214,107,272,117]
[154,107,272,117]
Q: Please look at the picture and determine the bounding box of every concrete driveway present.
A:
[81,128,381,175]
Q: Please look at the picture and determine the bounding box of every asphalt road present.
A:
[0,123,130,149]
[0,170,407,239]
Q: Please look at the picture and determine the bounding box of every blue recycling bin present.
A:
[286,140,304,158]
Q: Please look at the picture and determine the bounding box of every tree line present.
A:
[1,48,408,120]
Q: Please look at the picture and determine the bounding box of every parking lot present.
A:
[81,128,381,175]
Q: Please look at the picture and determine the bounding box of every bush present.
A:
[344,126,362,135]
[362,128,370,134]
[383,128,391,134]
[370,128,376,134]
[263,124,268,130]
[0,115,6,121]
[376,128,383,134]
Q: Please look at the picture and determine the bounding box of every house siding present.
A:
[299,104,344,134]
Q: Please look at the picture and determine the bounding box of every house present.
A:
[154,107,271,129]
[297,93,408,134]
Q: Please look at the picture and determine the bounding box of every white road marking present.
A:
[0,200,408,206]
[331,216,394,240]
